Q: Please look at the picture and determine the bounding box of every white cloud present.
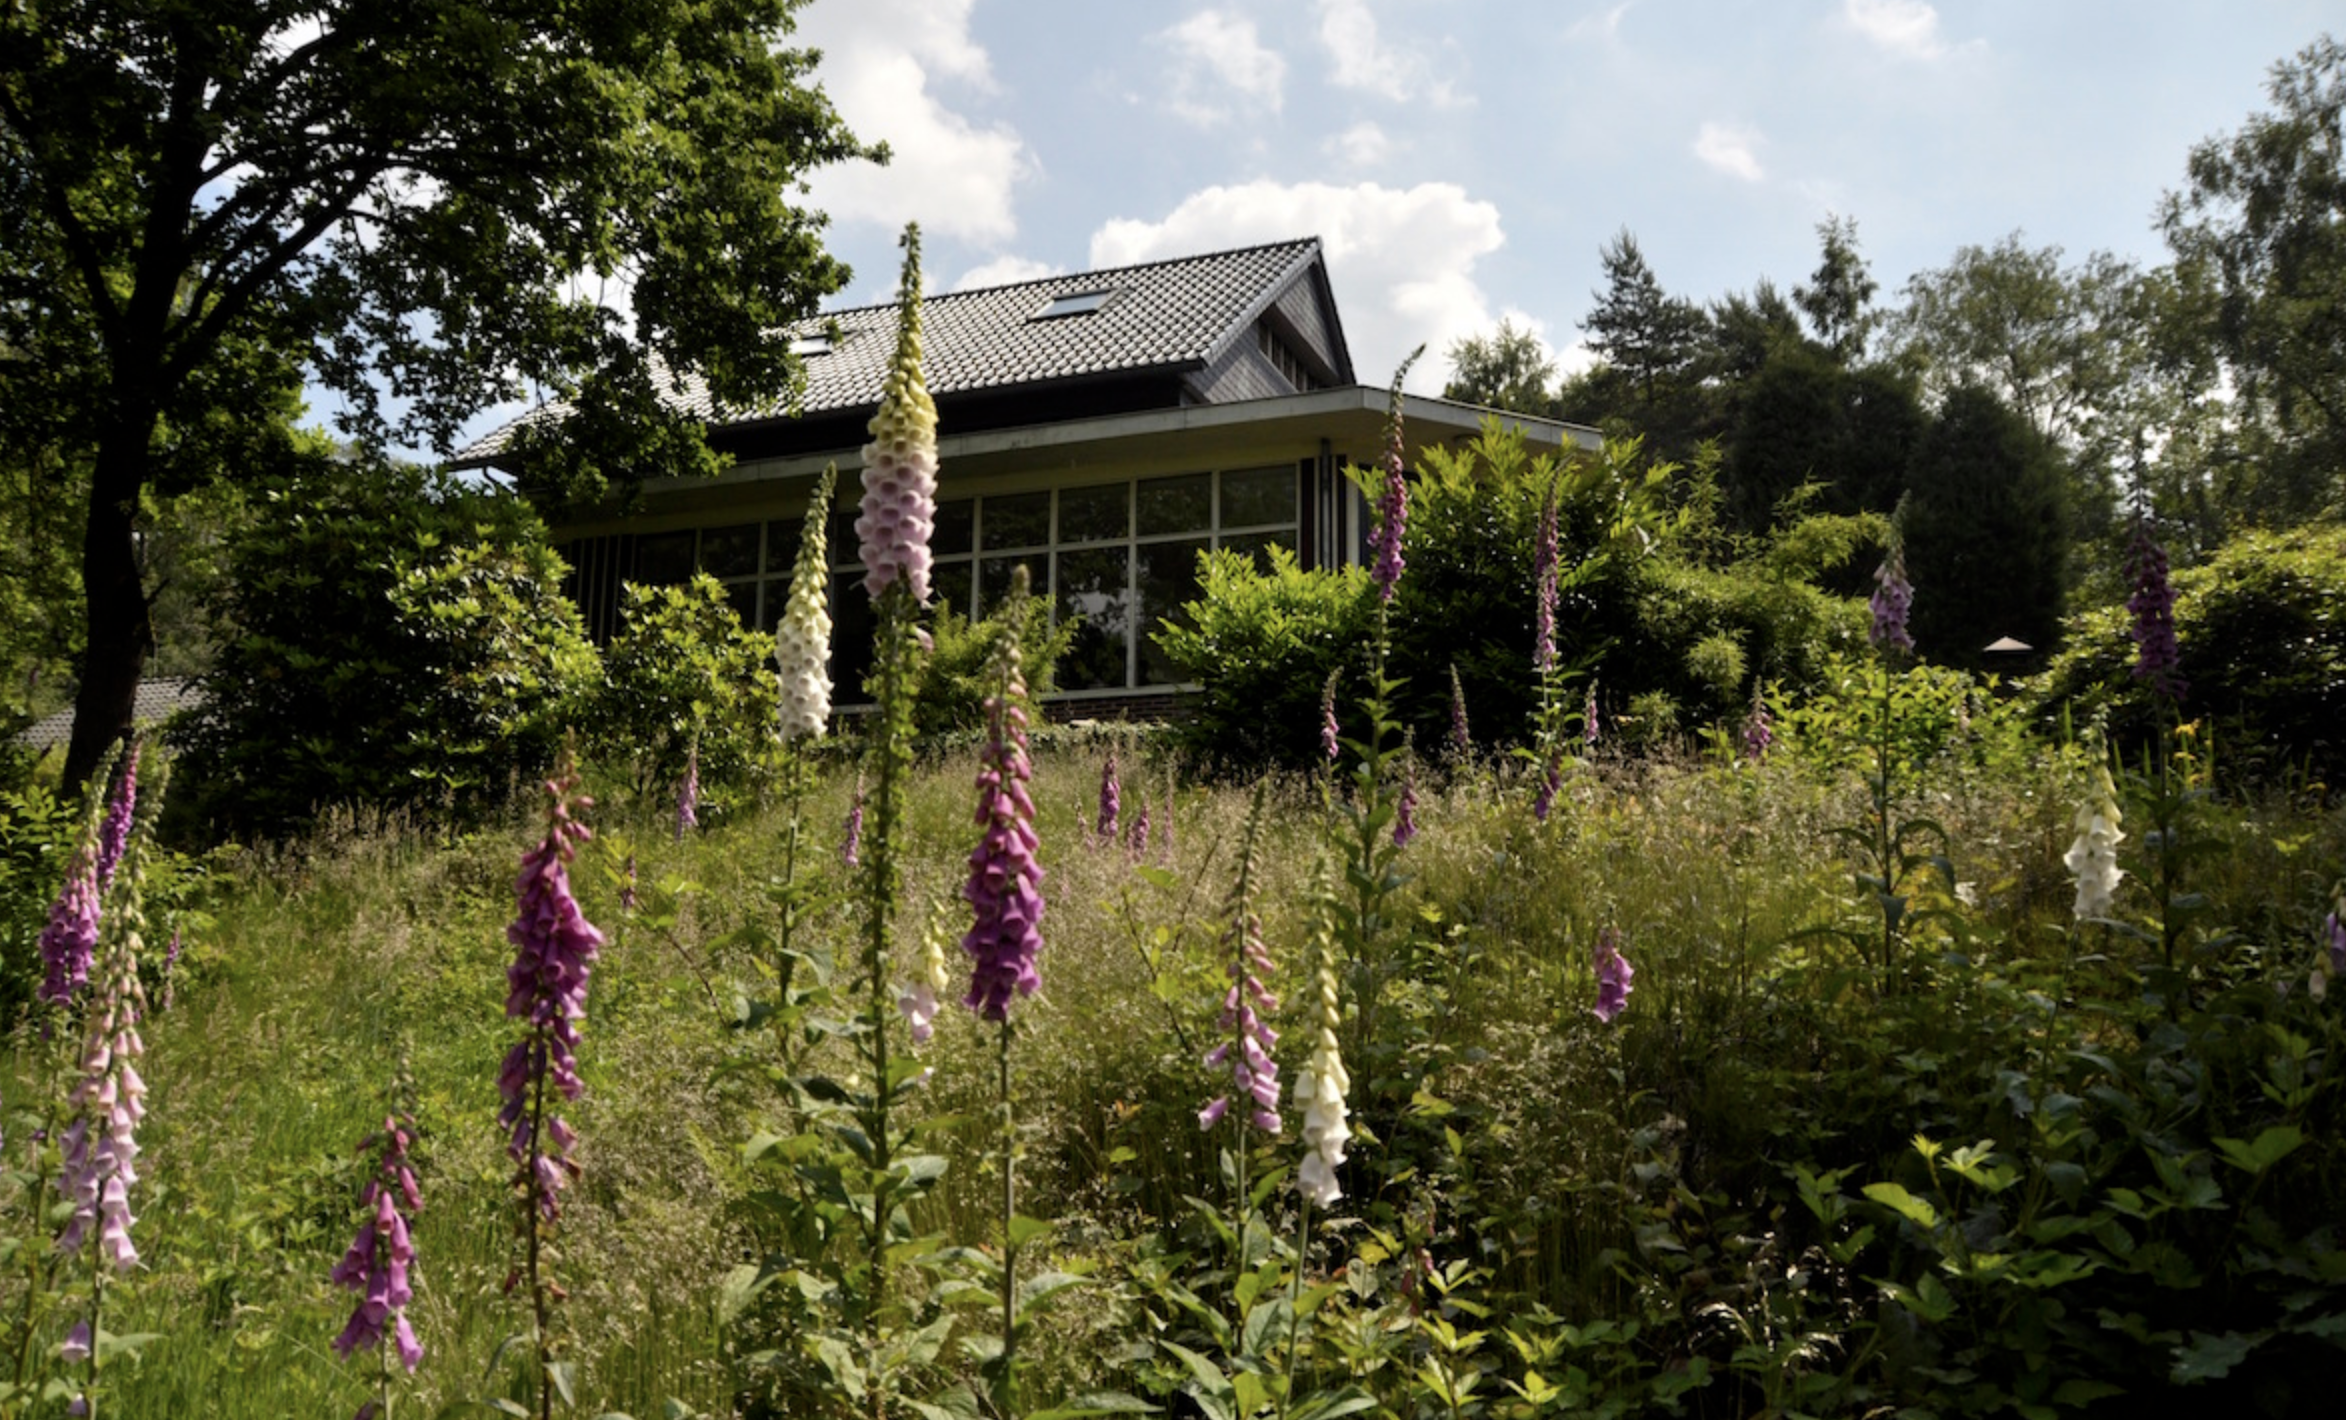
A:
[1090,180,1506,393]
[1323,120,1391,169]
[1315,0,1461,107]
[954,254,1061,291]
[1563,2,1638,44]
[1693,122,1766,182]
[795,0,1033,244]
[1157,10,1286,127]
[1843,0,1959,60]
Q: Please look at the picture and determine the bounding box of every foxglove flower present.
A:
[1370,422,1409,603]
[842,778,865,868]
[775,466,837,740]
[859,228,939,604]
[1097,749,1121,843]
[1870,539,1914,655]
[1533,753,1562,823]
[500,768,604,1222]
[2315,882,2346,1000]
[1743,687,1773,761]
[36,820,102,1008]
[674,742,699,841]
[1447,663,1472,758]
[961,612,1044,1022]
[1320,671,1341,762]
[619,855,639,914]
[94,741,139,891]
[1394,749,1419,848]
[1592,926,1635,1024]
[1534,482,1560,678]
[1293,867,1349,1207]
[331,1114,423,1371]
[1127,801,1150,860]
[1201,908,1281,1135]
[57,920,148,1269]
[2125,517,2186,701]
[160,925,182,1011]
[2062,759,2126,921]
[1583,681,1601,748]
[900,899,953,1047]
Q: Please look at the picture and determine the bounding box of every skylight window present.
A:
[1033,289,1115,320]
[789,333,837,356]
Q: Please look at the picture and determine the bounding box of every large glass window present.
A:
[633,464,1309,702]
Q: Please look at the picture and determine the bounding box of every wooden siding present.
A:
[1187,336,1295,404]
[1273,276,1340,379]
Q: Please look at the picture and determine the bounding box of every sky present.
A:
[772,0,2342,399]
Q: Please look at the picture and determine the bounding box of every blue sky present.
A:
[779,0,2341,397]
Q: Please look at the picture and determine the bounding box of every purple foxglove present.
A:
[858,228,939,604]
[961,618,1044,1022]
[2062,760,2126,921]
[1097,749,1121,843]
[1743,687,1773,761]
[674,742,699,841]
[94,741,139,891]
[1869,539,1915,655]
[1394,752,1419,848]
[1533,754,1561,823]
[1447,663,1471,757]
[57,920,148,1269]
[842,778,865,868]
[1320,671,1340,762]
[501,769,604,1222]
[775,466,838,740]
[1592,926,1635,1024]
[1126,801,1150,860]
[1202,907,1281,1136]
[160,925,182,1011]
[36,831,101,1008]
[1367,352,1419,603]
[1534,482,1560,677]
[332,1114,423,1371]
[2125,517,2186,701]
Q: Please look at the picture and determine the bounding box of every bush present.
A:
[913,598,1076,738]
[176,459,597,838]
[1155,546,1374,773]
[586,575,781,807]
[2034,522,2346,787]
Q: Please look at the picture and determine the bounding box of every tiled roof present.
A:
[15,679,199,753]
[460,237,1331,461]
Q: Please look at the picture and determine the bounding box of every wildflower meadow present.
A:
[3,227,2344,1420]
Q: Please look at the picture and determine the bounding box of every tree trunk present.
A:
[60,418,157,791]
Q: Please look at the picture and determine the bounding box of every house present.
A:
[458,237,1599,712]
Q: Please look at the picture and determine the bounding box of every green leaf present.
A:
[547,1360,578,1407]
[1027,1391,1161,1420]
[2170,1330,2262,1384]
[1006,1214,1054,1250]
[1862,1181,1941,1230]
[2212,1125,2305,1176]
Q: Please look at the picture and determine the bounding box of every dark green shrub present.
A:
[1155,546,1374,773]
[913,598,1075,738]
[176,459,597,838]
[2034,522,2346,786]
[587,575,780,805]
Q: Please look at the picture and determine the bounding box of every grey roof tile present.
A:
[461,238,1328,462]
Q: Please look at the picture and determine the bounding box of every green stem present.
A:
[861,589,914,1339]
[527,1031,553,1420]
[997,1015,1018,1415]
[1277,1197,1312,1420]
[84,1262,102,1420]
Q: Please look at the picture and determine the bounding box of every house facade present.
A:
[460,238,1599,709]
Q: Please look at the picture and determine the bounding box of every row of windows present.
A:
[629,466,1301,694]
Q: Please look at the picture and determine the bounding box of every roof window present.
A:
[789,333,837,356]
[1033,289,1116,320]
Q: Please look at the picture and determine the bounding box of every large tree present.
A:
[1,0,866,788]
[1793,214,1879,365]
[1583,229,1710,407]
[2160,34,2346,525]
[1443,317,1557,415]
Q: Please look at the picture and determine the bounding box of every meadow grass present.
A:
[6,728,2342,1416]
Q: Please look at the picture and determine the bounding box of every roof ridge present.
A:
[802,236,1323,323]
